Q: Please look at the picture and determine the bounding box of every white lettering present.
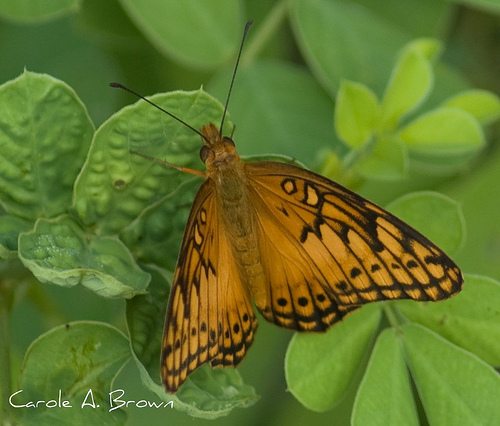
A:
[9,389,72,409]
[81,389,97,408]
[108,389,126,412]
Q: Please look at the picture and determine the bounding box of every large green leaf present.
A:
[121,177,199,270]
[449,0,500,14]
[18,215,149,298]
[118,0,243,69]
[444,147,500,279]
[355,0,451,37]
[0,0,80,23]
[290,0,409,95]
[285,305,381,412]
[398,274,500,366]
[402,324,500,425]
[14,321,130,425]
[0,71,93,220]
[73,89,229,235]
[352,328,419,426]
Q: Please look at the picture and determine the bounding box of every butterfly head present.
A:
[199,123,240,170]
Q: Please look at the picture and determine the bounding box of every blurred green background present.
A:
[1,0,499,424]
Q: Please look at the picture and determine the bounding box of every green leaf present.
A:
[401,323,500,425]
[448,0,500,14]
[403,38,443,62]
[134,361,259,420]
[78,0,144,47]
[398,274,500,365]
[118,0,243,69]
[290,0,409,95]
[445,147,500,279]
[126,265,259,419]
[121,178,198,270]
[18,215,149,298]
[335,80,380,148]
[400,107,485,157]
[355,136,408,180]
[443,89,500,125]
[381,44,435,129]
[15,321,130,425]
[74,89,228,235]
[386,191,465,255]
[0,71,94,220]
[0,0,80,23]
[317,150,344,182]
[352,328,419,426]
[285,305,381,412]
[0,214,32,258]
[173,367,259,419]
[126,265,169,385]
[207,61,336,163]
[354,0,451,38]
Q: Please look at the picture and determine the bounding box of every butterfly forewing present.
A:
[244,161,462,329]
[161,179,257,392]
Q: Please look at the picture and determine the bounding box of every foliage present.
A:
[0,0,499,425]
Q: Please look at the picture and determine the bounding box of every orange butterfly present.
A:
[114,23,462,393]
[158,122,462,392]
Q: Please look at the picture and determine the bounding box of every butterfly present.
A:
[158,121,462,392]
[113,23,462,394]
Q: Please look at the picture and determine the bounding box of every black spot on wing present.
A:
[407,260,418,268]
[277,297,288,307]
[298,296,309,306]
[350,267,362,278]
[277,205,290,217]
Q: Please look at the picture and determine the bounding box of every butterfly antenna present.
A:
[109,82,209,143]
[219,20,253,136]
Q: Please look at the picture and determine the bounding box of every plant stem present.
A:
[383,304,401,328]
[241,0,289,66]
[342,135,378,170]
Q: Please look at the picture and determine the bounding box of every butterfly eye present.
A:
[199,145,210,162]
[222,136,235,148]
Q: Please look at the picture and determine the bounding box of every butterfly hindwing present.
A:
[161,180,257,392]
[245,161,462,331]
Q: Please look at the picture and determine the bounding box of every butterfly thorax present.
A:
[201,123,243,190]
[200,123,266,297]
